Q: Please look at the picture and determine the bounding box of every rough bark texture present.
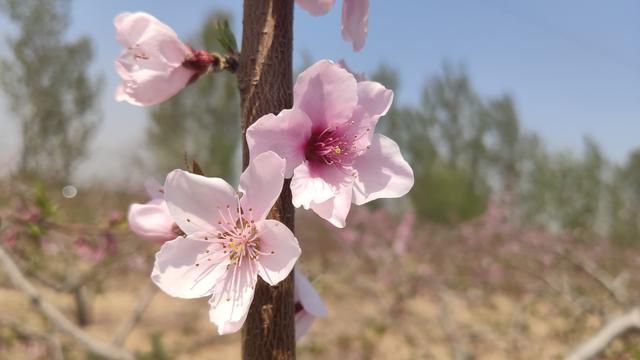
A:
[238,0,296,359]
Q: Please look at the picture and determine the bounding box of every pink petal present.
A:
[239,151,286,222]
[114,12,188,63]
[309,184,353,228]
[342,81,393,149]
[247,109,312,178]
[295,0,336,16]
[293,60,358,129]
[208,263,258,334]
[151,235,228,299]
[341,0,369,51]
[144,177,164,200]
[115,66,195,106]
[295,271,327,317]
[294,271,327,340]
[291,161,347,210]
[164,169,237,235]
[115,84,130,103]
[295,311,316,340]
[127,199,175,242]
[352,134,414,205]
[255,220,301,286]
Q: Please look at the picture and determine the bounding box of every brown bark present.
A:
[237,0,296,359]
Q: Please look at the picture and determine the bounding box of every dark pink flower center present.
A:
[305,125,371,168]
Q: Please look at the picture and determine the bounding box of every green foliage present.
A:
[609,149,640,245]
[518,138,608,231]
[215,19,238,53]
[373,63,490,223]
[0,0,102,181]
[34,183,55,219]
[412,161,488,223]
[146,11,239,180]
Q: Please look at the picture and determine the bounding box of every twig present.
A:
[431,282,472,360]
[567,254,628,305]
[112,281,158,347]
[566,308,640,360]
[0,245,134,360]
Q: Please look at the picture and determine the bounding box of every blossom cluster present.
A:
[119,7,412,338]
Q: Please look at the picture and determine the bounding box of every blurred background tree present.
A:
[0,0,102,183]
[144,11,240,180]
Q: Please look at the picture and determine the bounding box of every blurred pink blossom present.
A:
[151,152,301,334]
[296,0,369,51]
[393,211,415,256]
[247,60,413,228]
[74,236,106,262]
[127,178,176,243]
[294,271,328,340]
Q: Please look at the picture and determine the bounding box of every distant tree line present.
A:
[2,1,637,245]
[373,63,640,245]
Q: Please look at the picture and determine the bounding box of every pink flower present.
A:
[114,12,212,106]
[296,0,369,51]
[247,60,414,227]
[151,152,301,334]
[128,178,176,243]
[294,271,327,340]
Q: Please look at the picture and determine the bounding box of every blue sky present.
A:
[0,0,638,182]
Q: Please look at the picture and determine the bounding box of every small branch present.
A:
[566,308,640,360]
[112,281,158,347]
[568,254,628,304]
[431,282,472,360]
[0,245,133,360]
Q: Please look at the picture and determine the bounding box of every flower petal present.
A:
[340,80,394,150]
[295,0,336,16]
[127,199,175,242]
[309,184,353,228]
[115,66,195,106]
[151,235,227,299]
[294,271,327,340]
[295,311,316,340]
[247,109,312,178]
[144,177,164,200]
[114,12,188,63]
[208,263,258,334]
[352,134,414,205]
[291,161,345,210]
[341,0,369,51]
[164,169,237,235]
[293,60,358,129]
[295,271,327,317]
[239,151,286,222]
[255,220,301,286]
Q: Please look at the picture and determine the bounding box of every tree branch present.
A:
[567,254,628,305]
[566,308,640,360]
[0,245,134,360]
[112,281,157,347]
